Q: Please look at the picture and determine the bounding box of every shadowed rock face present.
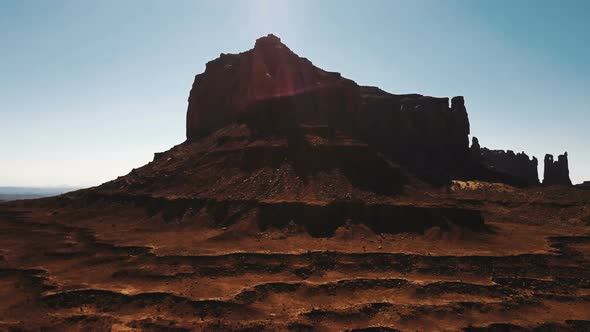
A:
[357,88,471,183]
[186,34,472,183]
[543,153,572,186]
[471,137,540,186]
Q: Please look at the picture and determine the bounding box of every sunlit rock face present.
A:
[185,34,474,183]
[543,153,572,186]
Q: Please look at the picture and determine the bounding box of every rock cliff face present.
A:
[543,153,572,186]
[470,137,540,186]
[186,34,472,183]
[355,88,471,183]
[186,34,360,140]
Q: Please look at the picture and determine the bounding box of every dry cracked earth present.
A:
[1,185,590,332]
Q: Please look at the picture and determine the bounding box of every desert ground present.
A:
[1,183,589,331]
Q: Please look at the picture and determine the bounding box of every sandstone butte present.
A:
[185,34,572,187]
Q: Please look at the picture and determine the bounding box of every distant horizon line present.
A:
[0,185,85,189]
[0,186,87,195]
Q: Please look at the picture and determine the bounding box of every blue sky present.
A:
[1,0,588,186]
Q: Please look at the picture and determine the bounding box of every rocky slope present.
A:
[1,178,589,331]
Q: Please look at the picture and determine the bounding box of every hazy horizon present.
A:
[1,0,588,186]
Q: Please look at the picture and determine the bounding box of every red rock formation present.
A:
[470,137,540,186]
[185,34,474,184]
[470,136,482,156]
[543,153,572,186]
[186,34,360,140]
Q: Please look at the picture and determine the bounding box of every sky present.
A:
[1,0,588,187]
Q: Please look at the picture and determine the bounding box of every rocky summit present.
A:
[186,34,360,140]
[1,35,589,331]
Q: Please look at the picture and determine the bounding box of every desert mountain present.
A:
[185,34,476,185]
[1,35,588,331]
